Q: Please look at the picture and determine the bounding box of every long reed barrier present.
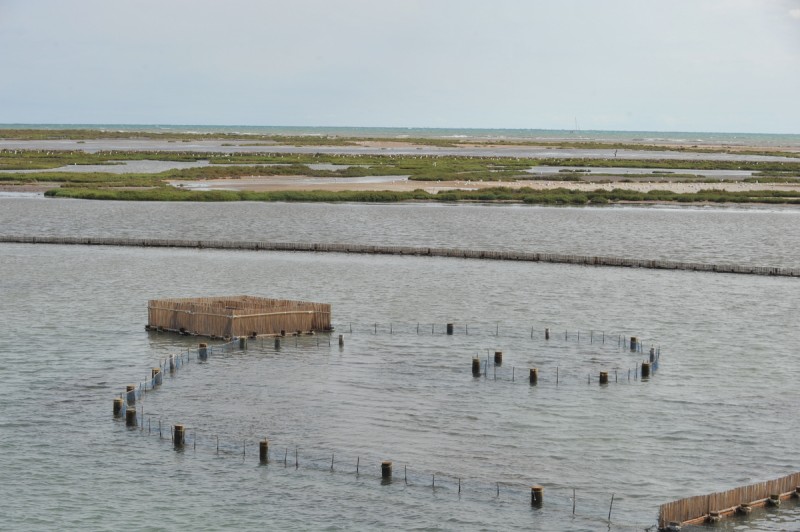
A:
[658,472,800,529]
[3,236,798,277]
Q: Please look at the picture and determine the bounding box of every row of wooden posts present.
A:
[112,334,621,515]
[4,235,798,277]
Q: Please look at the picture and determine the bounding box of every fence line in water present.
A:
[658,472,800,529]
[4,235,798,277]
[114,337,646,529]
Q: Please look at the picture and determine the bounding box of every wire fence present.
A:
[115,325,667,528]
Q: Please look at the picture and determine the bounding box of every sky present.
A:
[1,0,799,133]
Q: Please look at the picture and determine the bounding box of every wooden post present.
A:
[169,354,176,373]
[199,343,208,360]
[472,357,481,377]
[599,371,609,385]
[259,439,269,464]
[239,336,247,349]
[381,461,392,479]
[126,384,136,405]
[113,397,123,417]
[531,485,544,506]
[529,368,538,385]
[545,328,550,340]
[274,338,281,350]
[174,424,185,447]
[446,323,454,335]
[494,351,503,366]
[151,367,161,386]
[125,407,137,427]
[630,337,637,351]
[338,334,344,347]
[641,362,651,378]
[649,347,655,362]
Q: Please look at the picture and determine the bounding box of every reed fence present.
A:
[3,236,798,277]
[658,471,800,528]
[147,295,331,338]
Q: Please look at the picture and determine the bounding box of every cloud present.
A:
[791,8,800,18]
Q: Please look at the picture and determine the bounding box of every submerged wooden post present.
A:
[113,397,123,417]
[649,347,655,362]
[472,357,481,377]
[545,328,550,340]
[494,351,503,366]
[338,334,344,347]
[126,384,136,405]
[531,485,544,506]
[125,407,137,427]
[529,368,538,385]
[198,343,208,360]
[260,439,269,464]
[169,354,176,373]
[446,323,454,335]
[151,367,161,386]
[239,336,247,349]
[630,337,638,351]
[174,424,185,448]
[382,461,392,479]
[274,338,281,350]
[641,362,651,378]
[599,371,609,385]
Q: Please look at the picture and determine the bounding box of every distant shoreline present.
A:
[2,128,800,206]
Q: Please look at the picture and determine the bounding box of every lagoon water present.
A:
[1,197,799,531]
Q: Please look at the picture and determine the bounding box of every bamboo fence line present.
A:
[658,472,800,528]
[147,295,331,338]
[2,235,799,277]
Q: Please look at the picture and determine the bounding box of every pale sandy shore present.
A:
[169,175,800,195]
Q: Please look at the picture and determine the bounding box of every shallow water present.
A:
[0,200,798,531]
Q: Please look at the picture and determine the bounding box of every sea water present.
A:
[0,199,798,531]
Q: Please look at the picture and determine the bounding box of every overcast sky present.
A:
[1,0,798,133]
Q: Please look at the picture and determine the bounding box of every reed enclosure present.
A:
[147,295,331,338]
[658,471,800,528]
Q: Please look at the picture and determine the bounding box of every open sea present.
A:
[2,123,800,148]
[1,195,799,531]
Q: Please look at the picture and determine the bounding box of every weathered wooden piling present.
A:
[338,334,344,347]
[169,354,176,372]
[531,485,544,506]
[125,407,137,427]
[650,347,656,362]
[126,384,136,405]
[472,357,481,377]
[494,351,503,366]
[174,424,185,447]
[239,336,247,349]
[630,337,638,351]
[151,367,161,386]
[545,328,550,340]
[529,368,538,385]
[260,439,269,463]
[446,323,454,335]
[599,371,609,385]
[767,494,781,507]
[641,362,651,378]
[113,397,123,417]
[198,343,208,360]
[381,461,392,479]
[274,338,281,350]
